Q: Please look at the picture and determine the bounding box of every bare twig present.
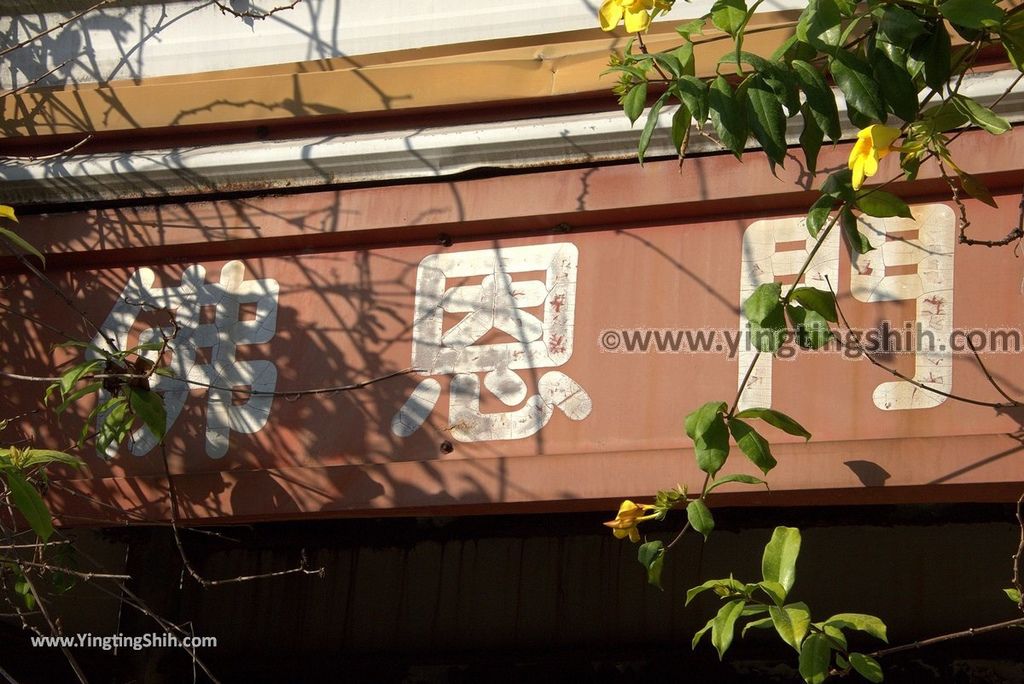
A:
[825,276,1019,409]
[1,367,422,398]
[15,566,89,683]
[1014,492,1024,612]
[0,0,116,58]
[2,135,93,162]
[869,617,1024,659]
[0,59,74,101]
[943,162,1024,248]
[964,336,1020,405]
[213,0,302,20]
[158,444,324,587]
[4,557,130,581]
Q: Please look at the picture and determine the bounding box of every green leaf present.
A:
[849,653,884,683]
[128,387,167,442]
[873,52,919,123]
[706,473,767,494]
[674,76,710,125]
[821,168,855,202]
[758,579,788,605]
[685,401,729,440]
[728,418,777,474]
[939,0,1002,30]
[711,0,747,38]
[692,615,716,649]
[59,359,105,398]
[56,381,102,415]
[748,318,785,354]
[789,287,838,323]
[830,51,886,123]
[799,633,832,684]
[1004,587,1021,603]
[745,75,787,167]
[856,190,913,219]
[638,541,666,590]
[95,397,130,455]
[672,104,692,155]
[639,92,670,163]
[875,6,926,47]
[673,43,696,77]
[687,577,747,606]
[951,95,1011,135]
[917,22,951,91]
[622,82,647,126]
[686,403,731,477]
[696,418,730,477]
[0,227,45,266]
[711,599,747,659]
[734,407,812,440]
[651,53,683,79]
[806,194,833,238]
[4,470,54,540]
[1001,12,1024,71]
[841,207,873,254]
[819,622,848,650]
[709,75,748,158]
[742,616,774,636]
[825,614,888,642]
[677,17,707,39]
[762,526,801,593]
[744,282,783,325]
[799,107,823,175]
[958,170,998,208]
[14,575,36,610]
[18,450,82,469]
[796,0,842,54]
[687,498,715,539]
[921,100,968,134]
[770,602,811,652]
[792,60,841,142]
[786,305,832,350]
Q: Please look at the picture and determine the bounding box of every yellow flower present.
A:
[599,0,654,33]
[848,124,901,190]
[603,499,657,542]
[0,205,17,223]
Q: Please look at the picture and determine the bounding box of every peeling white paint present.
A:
[394,242,591,442]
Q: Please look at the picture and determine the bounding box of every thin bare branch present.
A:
[15,567,89,683]
[0,59,73,101]
[1014,492,1023,612]
[213,0,302,20]
[159,444,324,587]
[870,617,1024,659]
[4,557,130,581]
[0,0,116,58]
[3,135,93,162]
[825,276,1019,409]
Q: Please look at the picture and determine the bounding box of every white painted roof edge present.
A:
[2,69,1022,206]
[0,0,808,90]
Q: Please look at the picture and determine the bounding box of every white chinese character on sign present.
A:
[391,243,592,442]
[91,260,279,459]
[738,204,954,411]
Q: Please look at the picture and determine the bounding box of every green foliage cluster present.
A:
[604,0,1024,680]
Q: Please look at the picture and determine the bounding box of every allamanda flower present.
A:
[599,0,654,33]
[603,499,658,542]
[848,124,901,190]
